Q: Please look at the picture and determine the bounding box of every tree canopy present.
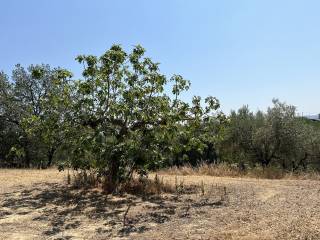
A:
[1,44,320,191]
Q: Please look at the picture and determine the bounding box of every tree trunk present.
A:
[24,147,31,168]
[103,158,120,193]
[292,153,308,172]
[47,147,56,168]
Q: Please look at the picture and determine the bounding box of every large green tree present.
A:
[39,45,220,192]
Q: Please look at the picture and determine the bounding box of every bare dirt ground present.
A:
[1,169,320,240]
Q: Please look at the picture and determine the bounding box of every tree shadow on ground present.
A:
[0,183,226,239]
[1,182,214,239]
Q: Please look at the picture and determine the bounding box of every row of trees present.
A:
[221,100,320,171]
[1,45,320,191]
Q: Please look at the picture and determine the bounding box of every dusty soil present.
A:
[1,169,320,239]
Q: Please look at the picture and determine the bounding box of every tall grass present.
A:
[157,163,320,180]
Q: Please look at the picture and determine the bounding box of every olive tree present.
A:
[221,99,319,170]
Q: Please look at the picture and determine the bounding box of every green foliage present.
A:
[25,44,219,192]
[1,44,320,186]
[221,99,320,171]
[0,64,71,167]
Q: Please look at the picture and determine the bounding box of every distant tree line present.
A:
[1,45,319,191]
[220,100,320,171]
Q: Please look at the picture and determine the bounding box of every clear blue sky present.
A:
[1,0,320,114]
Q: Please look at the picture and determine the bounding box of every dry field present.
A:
[1,169,320,240]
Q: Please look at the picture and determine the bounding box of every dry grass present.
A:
[1,168,320,239]
[158,163,242,177]
[69,171,177,195]
[158,163,320,180]
[0,168,65,194]
[120,175,176,195]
